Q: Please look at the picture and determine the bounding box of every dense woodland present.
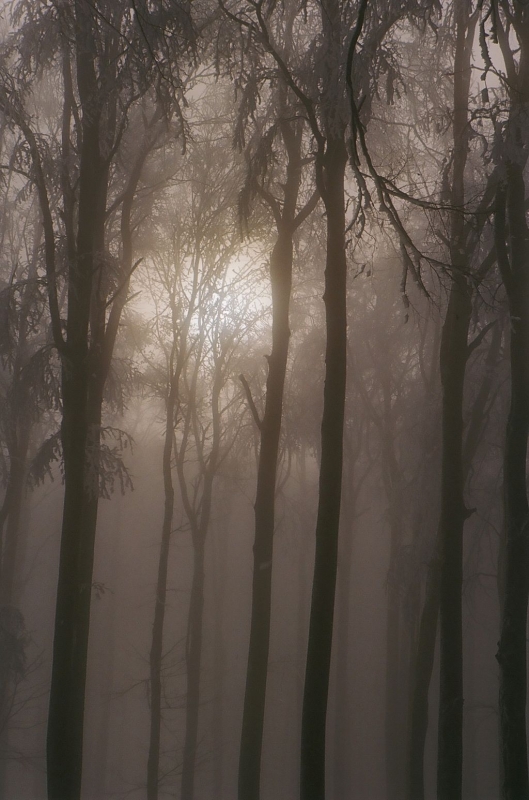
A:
[0,0,528,799]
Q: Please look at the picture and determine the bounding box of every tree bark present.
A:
[436,5,475,794]
[496,164,529,800]
[407,542,441,800]
[181,537,206,800]
[238,228,293,800]
[46,8,151,795]
[238,101,309,799]
[179,367,222,800]
[46,6,105,791]
[436,275,471,800]
[147,378,177,800]
[300,136,348,800]
[406,7,475,798]
[381,377,407,800]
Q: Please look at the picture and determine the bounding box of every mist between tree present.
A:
[0,1,524,800]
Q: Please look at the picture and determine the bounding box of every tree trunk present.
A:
[407,7,474,798]
[181,537,206,800]
[496,163,529,800]
[180,368,222,800]
[436,273,471,800]
[300,137,348,800]
[238,228,293,800]
[382,384,407,800]
[238,97,309,799]
[147,379,177,800]
[407,543,440,800]
[46,7,105,795]
[331,477,355,799]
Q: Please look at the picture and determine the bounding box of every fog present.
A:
[0,1,524,800]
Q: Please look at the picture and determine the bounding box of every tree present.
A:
[233,28,319,800]
[486,2,529,796]
[0,2,193,796]
[142,115,253,800]
[435,5,478,797]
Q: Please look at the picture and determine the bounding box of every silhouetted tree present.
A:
[0,2,193,796]
[487,2,529,795]
[233,33,318,800]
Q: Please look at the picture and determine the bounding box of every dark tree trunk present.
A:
[496,163,529,800]
[238,107,309,800]
[147,379,177,800]
[46,11,104,788]
[300,137,348,800]
[407,544,441,800]
[180,369,222,800]
[407,7,475,799]
[405,316,442,800]
[331,473,355,799]
[238,229,293,800]
[436,273,471,800]
[181,537,206,800]
[407,313,501,800]
[381,381,407,800]
[485,8,529,797]
[46,7,145,795]
[436,5,475,787]
[212,509,229,799]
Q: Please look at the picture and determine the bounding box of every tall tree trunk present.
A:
[238,93,310,798]
[331,477,355,799]
[436,4,475,792]
[381,382,407,800]
[147,379,177,800]
[436,272,471,800]
[496,163,529,800]
[300,137,348,800]
[47,7,113,795]
[407,309,501,800]
[212,509,229,800]
[181,537,206,800]
[407,7,475,798]
[406,321,442,800]
[238,228,293,800]
[46,40,104,796]
[180,368,222,800]
[407,540,441,800]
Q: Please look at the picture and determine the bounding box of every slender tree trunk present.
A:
[180,370,222,800]
[436,273,471,800]
[385,509,406,800]
[181,537,206,800]
[238,228,293,800]
[407,286,470,800]
[331,480,355,798]
[407,540,440,800]
[381,390,407,800]
[147,380,177,800]
[212,509,229,799]
[300,137,348,800]
[496,163,529,800]
[407,315,501,800]
[407,8,475,798]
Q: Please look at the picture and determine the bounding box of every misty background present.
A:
[0,1,523,799]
